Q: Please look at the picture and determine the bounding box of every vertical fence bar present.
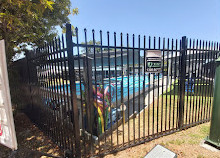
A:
[53,38,60,146]
[75,28,86,156]
[138,34,141,142]
[194,40,199,123]
[157,37,160,136]
[207,41,212,120]
[185,38,189,125]
[40,46,46,133]
[44,44,51,137]
[66,24,81,157]
[200,41,205,121]
[55,38,63,145]
[156,37,159,136]
[127,33,130,146]
[197,40,202,123]
[47,43,56,145]
[192,40,196,124]
[43,45,49,135]
[148,36,151,138]
[132,34,135,144]
[153,37,156,136]
[44,45,50,135]
[173,39,178,129]
[202,41,208,121]
[55,37,65,147]
[61,34,72,150]
[56,37,65,148]
[58,37,68,149]
[120,32,125,147]
[114,32,119,147]
[38,48,43,129]
[143,35,146,139]
[174,39,178,128]
[152,37,155,136]
[209,42,215,119]
[169,39,173,129]
[205,41,210,120]
[170,39,174,129]
[100,30,107,149]
[34,49,39,125]
[161,38,165,132]
[107,31,113,149]
[176,40,182,128]
[54,39,62,146]
[188,39,192,125]
[51,41,60,144]
[42,45,50,138]
[83,28,94,153]
[92,29,100,155]
[165,38,169,132]
[178,36,187,129]
[26,52,34,111]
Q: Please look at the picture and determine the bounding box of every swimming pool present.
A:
[104,75,150,103]
[77,74,161,102]
[57,74,161,103]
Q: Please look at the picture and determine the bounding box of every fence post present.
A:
[178,36,187,129]
[66,23,81,157]
[25,51,34,111]
[83,56,94,133]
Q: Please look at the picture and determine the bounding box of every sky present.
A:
[16,0,220,60]
[68,0,220,43]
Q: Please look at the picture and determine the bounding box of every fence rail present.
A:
[25,23,219,157]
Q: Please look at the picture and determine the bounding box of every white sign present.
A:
[145,50,162,73]
[0,40,17,150]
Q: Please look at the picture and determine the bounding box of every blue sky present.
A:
[69,0,220,42]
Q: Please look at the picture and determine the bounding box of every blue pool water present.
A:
[58,74,161,103]
[104,76,150,102]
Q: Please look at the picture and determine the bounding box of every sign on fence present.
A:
[0,40,17,150]
[145,50,162,73]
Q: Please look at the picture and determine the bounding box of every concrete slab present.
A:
[200,140,220,152]
[144,144,177,158]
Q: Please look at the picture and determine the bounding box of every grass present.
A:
[105,122,220,158]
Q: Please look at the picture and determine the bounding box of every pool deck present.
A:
[114,75,170,122]
[97,76,171,141]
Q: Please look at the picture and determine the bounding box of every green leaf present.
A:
[0,13,6,18]
[72,8,79,15]
[46,1,54,11]
[1,0,77,62]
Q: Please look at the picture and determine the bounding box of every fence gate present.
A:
[25,24,219,157]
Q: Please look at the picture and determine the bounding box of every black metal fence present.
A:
[25,23,219,157]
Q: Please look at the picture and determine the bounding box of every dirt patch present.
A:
[105,122,220,158]
[0,112,63,158]
[0,113,218,158]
